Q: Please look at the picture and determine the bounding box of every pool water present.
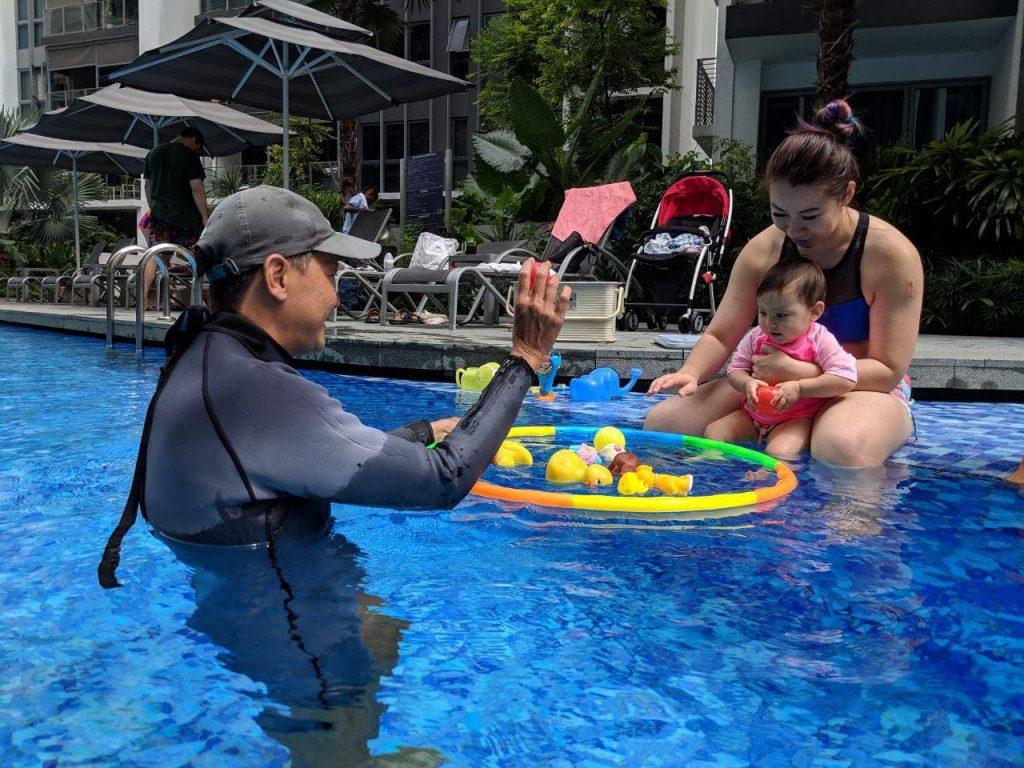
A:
[1,324,1023,768]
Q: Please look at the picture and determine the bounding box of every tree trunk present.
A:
[340,118,359,186]
[816,0,858,108]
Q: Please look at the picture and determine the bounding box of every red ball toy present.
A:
[755,385,777,415]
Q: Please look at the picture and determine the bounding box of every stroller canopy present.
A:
[656,175,730,227]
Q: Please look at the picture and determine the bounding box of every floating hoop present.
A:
[471,426,797,513]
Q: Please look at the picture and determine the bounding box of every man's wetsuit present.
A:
[99,310,532,580]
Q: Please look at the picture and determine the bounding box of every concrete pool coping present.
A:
[1,301,1022,393]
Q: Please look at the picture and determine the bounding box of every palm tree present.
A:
[310,0,423,186]
[815,0,858,107]
[0,105,41,229]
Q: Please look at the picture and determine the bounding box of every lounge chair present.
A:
[39,242,106,303]
[331,208,393,320]
[379,182,636,329]
[70,239,132,306]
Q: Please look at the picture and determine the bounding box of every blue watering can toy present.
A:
[569,367,643,402]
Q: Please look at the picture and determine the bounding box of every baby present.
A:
[706,257,858,457]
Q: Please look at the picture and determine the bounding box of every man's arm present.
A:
[190,179,209,226]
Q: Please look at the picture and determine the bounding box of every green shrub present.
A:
[922,256,1024,335]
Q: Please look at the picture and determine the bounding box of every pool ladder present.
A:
[104,244,202,352]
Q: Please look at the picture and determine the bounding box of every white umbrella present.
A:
[0,133,147,268]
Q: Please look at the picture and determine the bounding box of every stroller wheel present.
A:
[646,313,668,331]
[623,309,640,332]
[684,312,706,334]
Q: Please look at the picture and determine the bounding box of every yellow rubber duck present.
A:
[546,449,588,484]
[636,465,656,487]
[585,464,613,487]
[654,473,694,497]
[493,440,533,468]
[617,471,649,496]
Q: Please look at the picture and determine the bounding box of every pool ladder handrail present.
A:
[106,243,202,352]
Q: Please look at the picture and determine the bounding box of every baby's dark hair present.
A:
[757,257,827,307]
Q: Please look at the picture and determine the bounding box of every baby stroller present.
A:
[620,170,733,333]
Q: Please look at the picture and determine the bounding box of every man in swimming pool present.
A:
[99,185,569,585]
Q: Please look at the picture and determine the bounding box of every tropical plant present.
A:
[6,169,105,261]
[0,105,41,234]
[472,0,676,132]
[921,256,1024,335]
[471,71,656,220]
[816,0,858,107]
[262,115,334,188]
[297,185,344,229]
[209,166,248,199]
[865,120,1024,248]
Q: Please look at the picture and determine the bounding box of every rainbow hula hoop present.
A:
[471,426,797,513]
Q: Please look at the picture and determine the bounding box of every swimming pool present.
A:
[1,323,1022,767]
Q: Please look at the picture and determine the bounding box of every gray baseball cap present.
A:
[198,185,356,281]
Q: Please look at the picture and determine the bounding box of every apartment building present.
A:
[704,0,1024,160]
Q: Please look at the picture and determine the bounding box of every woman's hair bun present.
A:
[797,99,863,144]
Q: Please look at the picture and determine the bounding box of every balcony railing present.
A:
[199,0,254,16]
[46,0,138,37]
[106,178,142,201]
[46,87,99,111]
[695,57,716,127]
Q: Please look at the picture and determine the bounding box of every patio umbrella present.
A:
[0,133,147,268]
[26,84,283,157]
[109,12,468,188]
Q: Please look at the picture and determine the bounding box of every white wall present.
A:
[990,2,1023,126]
[0,0,19,111]
[731,59,762,148]
[138,0,200,54]
[663,0,719,157]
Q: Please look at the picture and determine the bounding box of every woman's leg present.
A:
[643,378,744,435]
[810,392,912,467]
[704,409,758,444]
[764,418,814,459]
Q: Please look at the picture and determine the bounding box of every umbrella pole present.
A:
[282,45,290,191]
[72,155,81,271]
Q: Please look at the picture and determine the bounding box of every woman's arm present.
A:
[648,230,774,395]
[858,223,924,392]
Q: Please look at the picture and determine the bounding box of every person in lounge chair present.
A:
[99,185,568,586]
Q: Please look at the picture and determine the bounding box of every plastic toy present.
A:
[456,362,500,391]
[493,440,533,468]
[545,449,588,484]
[608,451,641,477]
[599,444,625,465]
[473,426,797,513]
[593,426,626,453]
[574,444,600,465]
[636,463,693,497]
[755,385,777,415]
[585,465,613,487]
[617,471,649,496]
[535,351,562,401]
[569,367,643,402]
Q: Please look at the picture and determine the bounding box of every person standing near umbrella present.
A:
[142,127,210,308]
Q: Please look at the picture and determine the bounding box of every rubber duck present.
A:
[654,473,694,497]
[493,440,533,468]
[636,465,656,487]
[617,471,649,496]
[593,426,626,453]
[585,464,613,487]
[546,449,588,484]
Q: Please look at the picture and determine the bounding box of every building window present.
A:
[447,18,470,52]
[759,80,988,161]
[18,70,31,103]
[34,21,43,46]
[361,123,381,190]
[409,22,430,64]
[451,117,469,182]
[17,0,28,21]
[384,122,404,192]
[409,121,430,156]
[482,12,503,28]
[18,23,29,49]
[34,0,44,18]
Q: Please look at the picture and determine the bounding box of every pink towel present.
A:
[550,182,636,245]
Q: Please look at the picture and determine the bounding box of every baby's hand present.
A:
[744,379,769,411]
[771,381,801,412]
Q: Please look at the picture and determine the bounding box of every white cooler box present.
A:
[510,281,623,343]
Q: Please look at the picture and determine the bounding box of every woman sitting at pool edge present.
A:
[644,100,924,468]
